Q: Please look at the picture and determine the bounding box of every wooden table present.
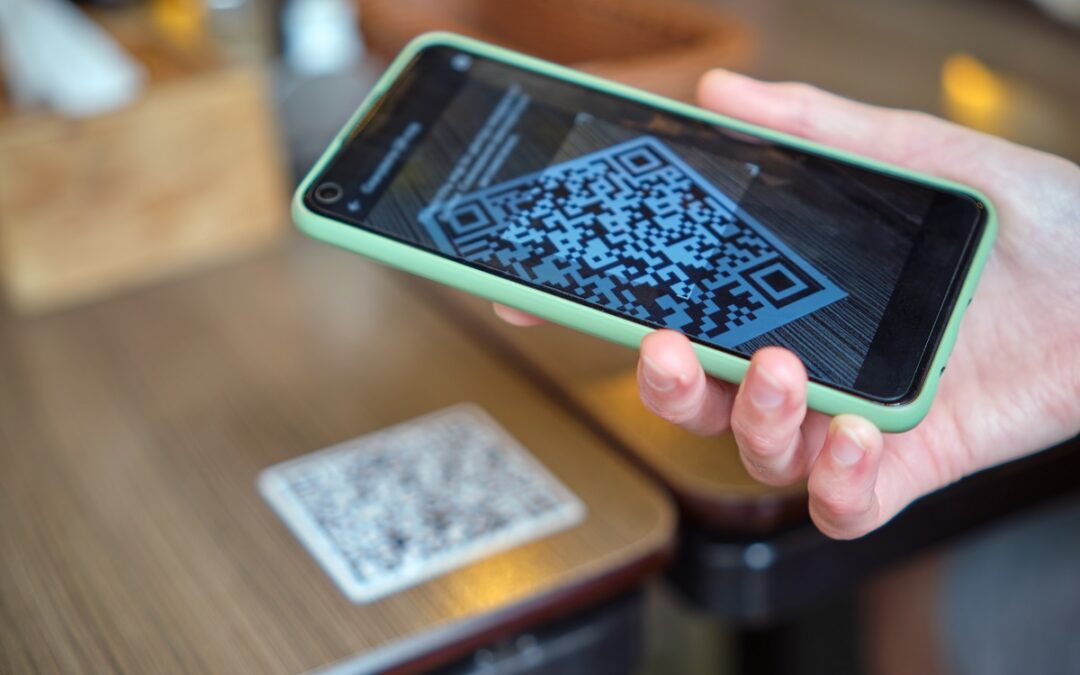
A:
[0,239,674,674]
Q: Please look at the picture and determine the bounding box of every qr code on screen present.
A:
[258,405,584,603]
[419,136,845,347]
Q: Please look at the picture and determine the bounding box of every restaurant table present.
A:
[0,239,675,674]
[424,286,1080,673]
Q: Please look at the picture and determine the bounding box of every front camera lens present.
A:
[314,182,344,204]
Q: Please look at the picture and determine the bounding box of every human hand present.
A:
[494,70,1080,538]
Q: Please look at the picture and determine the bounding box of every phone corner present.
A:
[806,384,931,434]
[965,184,998,218]
[876,386,937,433]
[290,193,324,241]
[873,407,926,434]
[957,184,1000,248]
[401,30,469,55]
[976,189,1000,248]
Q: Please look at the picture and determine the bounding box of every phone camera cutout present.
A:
[451,53,472,72]
[314,182,344,205]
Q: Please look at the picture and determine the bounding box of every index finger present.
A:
[492,303,546,327]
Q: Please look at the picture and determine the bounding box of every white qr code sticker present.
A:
[258,404,586,603]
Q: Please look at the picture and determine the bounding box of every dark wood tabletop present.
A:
[0,238,674,674]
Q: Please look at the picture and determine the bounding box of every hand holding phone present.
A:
[294,33,1080,536]
[296,33,994,432]
[500,68,1080,539]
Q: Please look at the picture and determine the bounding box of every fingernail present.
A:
[831,428,864,467]
[641,355,678,393]
[749,367,785,410]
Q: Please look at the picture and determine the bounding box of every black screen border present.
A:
[304,44,988,405]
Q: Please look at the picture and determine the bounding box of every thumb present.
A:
[695,69,973,179]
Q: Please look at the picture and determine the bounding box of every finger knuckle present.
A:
[775,83,825,136]
[743,457,798,486]
[816,489,870,519]
[812,514,869,541]
[641,393,698,427]
[658,406,696,426]
[731,419,786,459]
[686,415,730,437]
[779,81,822,99]
[898,109,939,131]
[808,502,876,541]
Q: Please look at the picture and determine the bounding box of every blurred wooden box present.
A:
[0,19,288,314]
[358,0,752,101]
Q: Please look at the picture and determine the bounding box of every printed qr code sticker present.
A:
[258,404,586,603]
[419,135,846,348]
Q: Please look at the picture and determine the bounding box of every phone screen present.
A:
[305,44,987,403]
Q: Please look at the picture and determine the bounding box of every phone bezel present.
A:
[293,33,997,430]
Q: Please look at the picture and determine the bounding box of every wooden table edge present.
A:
[316,513,676,675]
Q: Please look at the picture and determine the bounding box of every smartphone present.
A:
[294,33,996,432]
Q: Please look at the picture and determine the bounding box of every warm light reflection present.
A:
[441,550,555,611]
[150,0,207,50]
[586,370,650,422]
[941,53,1007,134]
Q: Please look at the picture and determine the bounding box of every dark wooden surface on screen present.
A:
[0,239,673,674]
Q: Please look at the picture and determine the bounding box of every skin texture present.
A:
[494,69,1080,538]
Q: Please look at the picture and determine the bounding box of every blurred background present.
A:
[1,0,1077,314]
[1,1,1077,674]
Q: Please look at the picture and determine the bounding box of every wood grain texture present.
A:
[0,239,673,674]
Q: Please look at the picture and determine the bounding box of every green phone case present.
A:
[293,32,997,433]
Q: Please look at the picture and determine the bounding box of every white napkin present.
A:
[0,0,144,117]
